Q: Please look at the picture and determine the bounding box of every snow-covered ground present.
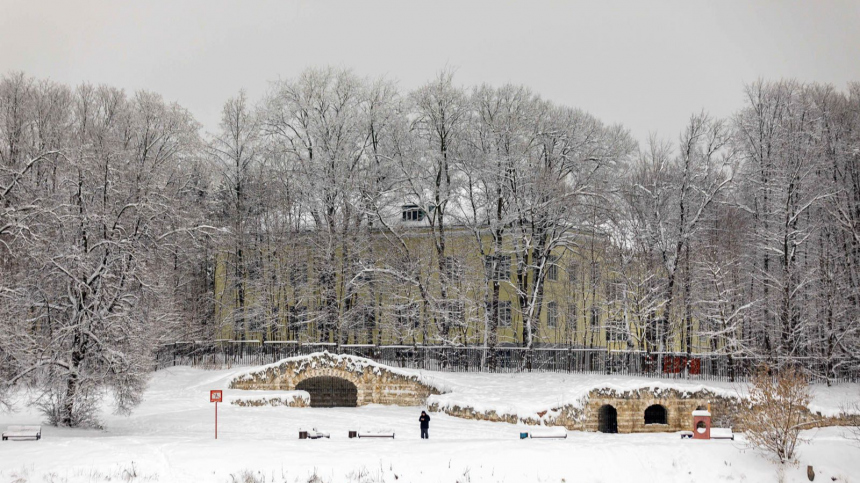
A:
[1,366,859,483]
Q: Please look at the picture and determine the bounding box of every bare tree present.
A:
[262,67,381,346]
[507,104,634,363]
[405,69,470,345]
[210,91,262,340]
[624,113,735,367]
[2,81,204,426]
[459,84,540,363]
[740,365,813,464]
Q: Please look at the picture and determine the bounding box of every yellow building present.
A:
[213,207,704,352]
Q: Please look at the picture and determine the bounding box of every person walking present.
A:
[419,411,430,439]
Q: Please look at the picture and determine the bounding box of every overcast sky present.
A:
[2,0,859,145]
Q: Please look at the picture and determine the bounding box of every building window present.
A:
[567,262,578,285]
[351,306,375,332]
[440,300,465,324]
[246,258,262,280]
[547,255,559,281]
[500,301,512,327]
[487,300,512,327]
[606,279,622,302]
[567,303,577,329]
[395,302,420,329]
[547,301,558,329]
[288,305,308,332]
[607,319,628,342]
[401,204,425,222]
[590,263,601,286]
[646,317,670,347]
[354,259,374,283]
[444,256,463,283]
[484,254,511,281]
[246,314,264,333]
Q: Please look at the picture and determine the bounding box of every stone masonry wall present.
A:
[230,395,309,408]
[580,388,741,433]
[229,355,851,431]
[229,352,441,406]
[430,387,743,434]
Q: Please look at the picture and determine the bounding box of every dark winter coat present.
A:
[419,413,430,429]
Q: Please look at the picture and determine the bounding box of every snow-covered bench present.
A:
[298,428,330,439]
[526,427,567,439]
[710,428,734,440]
[679,431,694,439]
[352,429,395,439]
[2,425,41,441]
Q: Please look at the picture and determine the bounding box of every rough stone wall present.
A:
[582,388,719,433]
[426,403,519,425]
[542,404,586,430]
[430,388,742,434]
[229,352,440,406]
[230,396,309,408]
[429,387,851,435]
[228,355,851,431]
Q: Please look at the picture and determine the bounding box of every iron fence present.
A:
[154,341,859,384]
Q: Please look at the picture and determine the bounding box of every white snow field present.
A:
[1,365,858,483]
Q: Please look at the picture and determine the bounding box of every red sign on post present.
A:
[210,390,222,439]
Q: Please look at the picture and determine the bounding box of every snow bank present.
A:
[808,383,860,418]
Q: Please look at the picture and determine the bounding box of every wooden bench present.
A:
[710,428,735,440]
[298,428,330,439]
[353,429,395,439]
[2,425,41,441]
[527,428,568,439]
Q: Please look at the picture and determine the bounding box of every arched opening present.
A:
[695,405,707,411]
[598,405,618,433]
[696,421,707,434]
[296,376,358,408]
[644,404,667,425]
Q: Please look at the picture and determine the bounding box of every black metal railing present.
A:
[154,341,859,384]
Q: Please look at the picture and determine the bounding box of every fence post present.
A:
[567,347,572,373]
[604,350,608,375]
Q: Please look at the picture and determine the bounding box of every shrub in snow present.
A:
[33,380,105,429]
[739,364,813,463]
